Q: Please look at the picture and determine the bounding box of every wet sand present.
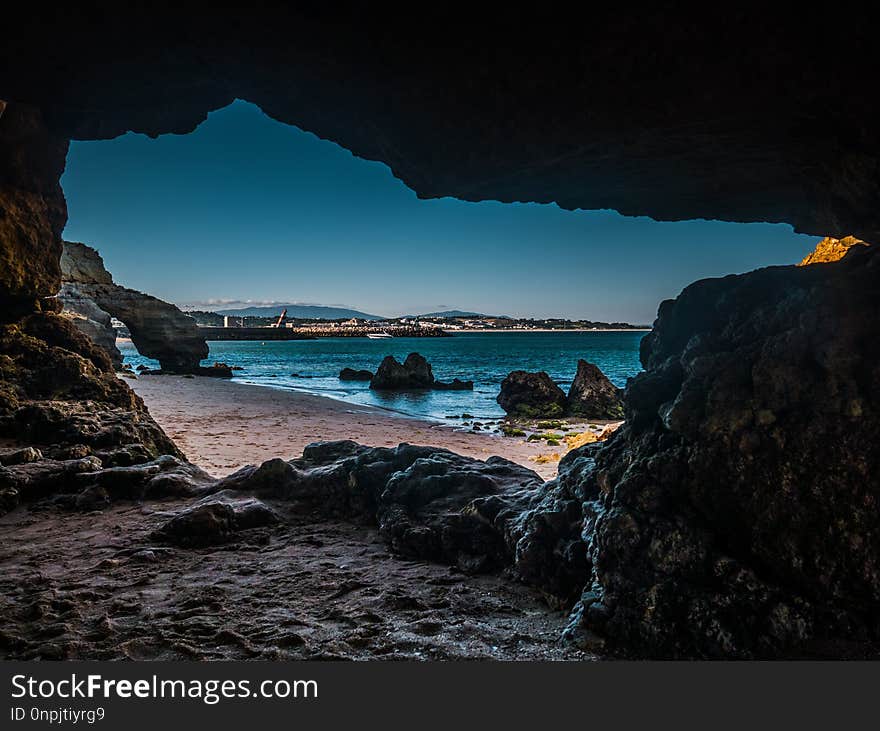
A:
[0,498,588,660]
[127,375,569,479]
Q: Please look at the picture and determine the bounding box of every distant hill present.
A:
[414,310,512,319]
[215,304,383,320]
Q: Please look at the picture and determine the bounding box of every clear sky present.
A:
[62,100,818,324]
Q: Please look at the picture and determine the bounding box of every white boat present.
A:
[366,332,393,339]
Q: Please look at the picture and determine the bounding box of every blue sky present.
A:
[62,100,818,324]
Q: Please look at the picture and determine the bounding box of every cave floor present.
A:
[0,499,590,661]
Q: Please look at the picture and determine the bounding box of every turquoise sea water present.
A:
[119,331,646,423]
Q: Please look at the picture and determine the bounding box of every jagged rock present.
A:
[154,491,280,546]
[0,456,102,507]
[496,371,567,419]
[59,241,209,373]
[568,245,880,658]
[504,443,601,602]
[370,353,434,389]
[211,441,544,571]
[566,359,624,419]
[339,367,374,381]
[799,235,869,265]
[367,354,473,391]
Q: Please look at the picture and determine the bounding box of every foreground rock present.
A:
[496,371,567,418]
[59,241,211,374]
[154,491,280,546]
[369,353,473,391]
[566,359,624,419]
[0,453,212,515]
[197,441,544,572]
[565,246,880,658]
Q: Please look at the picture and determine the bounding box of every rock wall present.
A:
[2,8,879,242]
[564,246,880,657]
[0,104,183,514]
[0,103,67,315]
[59,241,208,373]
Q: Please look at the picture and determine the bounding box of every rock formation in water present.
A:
[566,360,624,419]
[371,354,434,389]
[369,353,473,391]
[799,235,869,265]
[58,241,213,374]
[496,371,568,419]
[339,367,374,381]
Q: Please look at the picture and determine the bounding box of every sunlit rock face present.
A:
[799,235,869,265]
[59,241,208,373]
[566,246,880,658]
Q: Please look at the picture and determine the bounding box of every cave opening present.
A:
[52,98,825,477]
[1,7,878,661]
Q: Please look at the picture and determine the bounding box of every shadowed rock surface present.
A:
[59,241,209,374]
[497,371,567,419]
[206,441,544,573]
[566,360,624,419]
[564,246,880,658]
[2,9,879,241]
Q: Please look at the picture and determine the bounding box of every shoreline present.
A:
[127,375,578,479]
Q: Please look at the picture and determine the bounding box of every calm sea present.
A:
[118,331,646,423]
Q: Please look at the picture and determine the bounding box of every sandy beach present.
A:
[127,375,573,479]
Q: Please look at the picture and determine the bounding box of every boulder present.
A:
[496,371,567,419]
[565,359,624,419]
[565,245,880,658]
[210,441,544,572]
[339,367,374,381]
[369,353,434,389]
[154,491,280,546]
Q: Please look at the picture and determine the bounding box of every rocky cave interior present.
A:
[0,7,878,660]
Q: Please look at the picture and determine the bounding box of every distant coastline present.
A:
[454,328,651,333]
